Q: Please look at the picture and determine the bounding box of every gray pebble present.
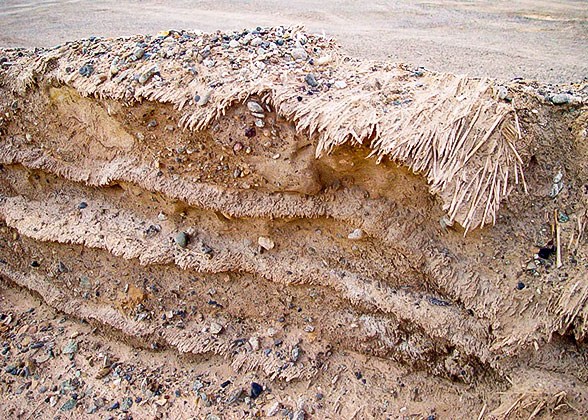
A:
[133,47,145,59]
[62,341,78,354]
[60,398,77,411]
[551,93,570,105]
[139,65,159,84]
[247,101,264,113]
[120,397,133,411]
[305,73,318,87]
[175,232,189,248]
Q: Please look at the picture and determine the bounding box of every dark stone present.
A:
[78,202,88,209]
[516,282,525,290]
[79,64,94,77]
[429,297,450,306]
[538,245,556,259]
[250,382,263,399]
[245,127,256,138]
[220,380,231,388]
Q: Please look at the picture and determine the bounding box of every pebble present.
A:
[291,345,300,361]
[227,388,243,404]
[293,410,305,420]
[79,275,91,289]
[305,73,318,87]
[316,55,331,65]
[334,80,347,89]
[79,64,94,77]
[175,232,189,248]
[249,336,260,351]
[258,236,275,250]
[551,93,570,105]
[78,202,88,209]
[517,282,525,290]
[197,90,213,106]
[210,322,223,334]
[291,48,308,61]
[60,398,77,411]
[120,397,133,411]
[245,127,256,137]
[255,119,265,128]
[247,101,264,113]
[497,86,509,100]
[266,401,281,416]
[62,341,78,354]
[347,228,365,240]
[139,65,159,84]
[229,39,240,48]
[133,47,145,59]
[250,382,263,399]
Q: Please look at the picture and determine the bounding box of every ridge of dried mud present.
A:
[0,27,587,420]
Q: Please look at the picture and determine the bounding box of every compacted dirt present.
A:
[0,25,587,420]
[1,0,588,83]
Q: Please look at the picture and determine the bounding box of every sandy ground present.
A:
[0,0,587,83]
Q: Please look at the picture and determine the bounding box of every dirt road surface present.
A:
[0,0,587,83]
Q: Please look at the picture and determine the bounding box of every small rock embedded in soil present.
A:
[60,398,77,411]
[291,48,308,61]
[210,322,223,334]
[538,244,556,259]
[62,341,78,354]
[120,397,133,411]
[175,232,189,248]
[133,47,144,59]
[245,126,256,137]
[78,64,94,77]
[305,73,318,87]
[139,65,159,84]
[347,228,365,240]
[293,410,305,420]
[247,101,264,113]
[266,401,281,416]
[78,202,88,209]
[258,236,275,250]
[197,90,213,106]
[551,93,570,105]
[250,382,263,399]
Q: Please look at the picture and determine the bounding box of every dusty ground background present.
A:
[0,0,587,83]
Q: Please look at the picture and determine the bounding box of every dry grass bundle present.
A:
[491,375,583,420]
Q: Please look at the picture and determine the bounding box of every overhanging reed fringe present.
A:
[1,28,526,231]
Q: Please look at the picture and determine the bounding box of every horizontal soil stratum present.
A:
[0,27,587,419]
